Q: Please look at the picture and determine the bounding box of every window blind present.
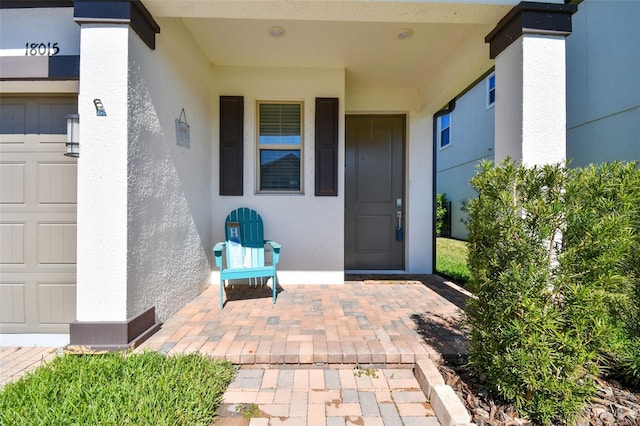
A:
[259,103,301,138]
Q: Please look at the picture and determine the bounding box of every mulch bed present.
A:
[438,356,640,426]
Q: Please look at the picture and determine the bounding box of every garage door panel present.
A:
[38,223,76,264]
[38,104,77,135]
[38,162,77,204]
[0,103,26,134]
[0,282,25,323]
[38,283,76,324]
[0,223,25,264]
[0,162,25,204]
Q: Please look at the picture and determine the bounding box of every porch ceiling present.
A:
[144,0,519,102]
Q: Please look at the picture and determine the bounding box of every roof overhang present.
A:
[133,1,567,111]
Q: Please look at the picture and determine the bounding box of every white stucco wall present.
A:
[346,87,434,274]
[436,74,495,240]
[566,0,640,166]
[495,34,567,167]
[76,24,130,322]
[212,66,346,285]
[127,19,213,321]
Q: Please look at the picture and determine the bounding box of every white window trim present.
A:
[486,72,496,109]
[255,100,304,194]
[437,113,451,150]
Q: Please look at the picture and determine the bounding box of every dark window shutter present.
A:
[315,98,339,196]
[220,96,244,196]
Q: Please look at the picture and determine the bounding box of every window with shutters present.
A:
[257,101,303,193]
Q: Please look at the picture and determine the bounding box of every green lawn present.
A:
[0,351,236,426]
[436,237,471,285]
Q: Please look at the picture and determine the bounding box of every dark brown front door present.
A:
[345,115,405,270]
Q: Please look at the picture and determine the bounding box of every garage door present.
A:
[0,96,77,334]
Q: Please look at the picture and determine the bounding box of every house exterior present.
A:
[436,0,640,241]
[1,0,577,349]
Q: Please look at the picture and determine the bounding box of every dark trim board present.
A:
[74,0,160,50]
[68,307,161,352]
[74,0,132,22]
[130,0,160,49]
[486,1,578,59]
[49,55,80,79]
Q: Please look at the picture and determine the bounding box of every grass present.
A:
[436,237,471,285]
[354,365,379,378]
[235,403,263,419]
[0,351,236,425]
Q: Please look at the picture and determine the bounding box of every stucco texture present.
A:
[127,19,213,322]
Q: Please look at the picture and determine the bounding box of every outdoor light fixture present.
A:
[268,26,286,37]
[65,114,79,158]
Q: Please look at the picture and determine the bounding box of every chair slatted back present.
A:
[225,207,265,268]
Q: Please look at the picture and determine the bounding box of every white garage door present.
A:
[0,96,77,334]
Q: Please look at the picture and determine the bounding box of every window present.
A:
[257,101,303,192]
[438,113,451,149]
[487,72,496,108]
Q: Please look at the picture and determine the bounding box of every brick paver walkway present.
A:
[137,275,469,365]
[216,367,440,425]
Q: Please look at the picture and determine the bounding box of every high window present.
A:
[487,72,496,108]
[438,113,451,149]
[257,101,303,192]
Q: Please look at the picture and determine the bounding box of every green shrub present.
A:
[464,160,640,424]
[436,193,448,236]
[560,162,640,385]
[0,351,236,425]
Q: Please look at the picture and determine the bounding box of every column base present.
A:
[68,307,161,352]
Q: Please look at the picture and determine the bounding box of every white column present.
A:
[494,33,568,167]
[76,23,130,321]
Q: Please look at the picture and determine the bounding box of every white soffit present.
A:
[184,19,491,88]
[144,0,517,89]
[144,0,516,24]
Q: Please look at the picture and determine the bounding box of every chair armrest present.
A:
[265,240,281,251]
[265,240,281,265]
[213,241,226,268]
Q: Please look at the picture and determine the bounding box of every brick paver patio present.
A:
[2,275,470,425]
[137,274,470,366]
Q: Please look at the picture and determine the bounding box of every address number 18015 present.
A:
[25,42,60,56]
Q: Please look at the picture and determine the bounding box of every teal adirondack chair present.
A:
[213,208,281,309]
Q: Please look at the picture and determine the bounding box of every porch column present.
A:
[70,1,160,350]
[486,2,577,167]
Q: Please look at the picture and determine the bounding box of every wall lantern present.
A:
[65,114,79,158]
